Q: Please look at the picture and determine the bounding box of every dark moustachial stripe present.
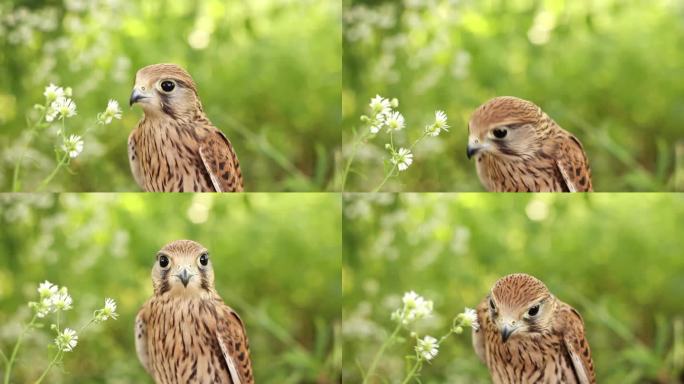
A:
[159,93,176,118]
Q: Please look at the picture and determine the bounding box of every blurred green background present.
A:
[0,193,341,383]
[343,193,684,383]
[0,0,341,192]
[342,0,684,191]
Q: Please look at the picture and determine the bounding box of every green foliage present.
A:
[343,194,684,383]
[0,194,342,383]
[343,0,684,191]
[0,0,341,191]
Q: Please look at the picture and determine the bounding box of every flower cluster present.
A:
[365,94,402,134]
[391,290,434,326]
[362,95,449,178]
[44,83,77,123]
[29,280,73,318]
[26,280,119,355]
[369,292,480,383]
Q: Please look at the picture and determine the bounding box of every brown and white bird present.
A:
[467,96,592,192]
[135,240,253,383]
[472,273,595,384]
[128,63,243,192]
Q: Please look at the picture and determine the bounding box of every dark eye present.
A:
[160,80,175,92]
[489,298,496,310]
[492,128,508,139]
[528,304,540,317]
[199,253,209,266]
[159,255,169,268]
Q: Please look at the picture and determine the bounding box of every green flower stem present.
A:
[362,322,403,384]
[33,351,62,384]
[341,131,369,190]
[409,132,428,151]
[400,359,423,384]
[3,314,38,384]
[36,152,69,192]
[12,107,47,192]
[372,165,397,192]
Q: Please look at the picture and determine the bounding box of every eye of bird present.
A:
[199,252,209,266]
[492,127,508,139]
[159,255,169,268]
[527,304,540,317]
[489,298,496,311]
[160,80,175,92]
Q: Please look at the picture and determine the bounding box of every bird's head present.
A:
[130,63,202,119]
[487,273,555,343]
[467,96,545,161]
[151,240,215,297]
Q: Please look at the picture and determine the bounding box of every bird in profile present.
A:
[135,240,253,383]
[128,63,243,192]
[472,273,595,384]
[467,96,592,192]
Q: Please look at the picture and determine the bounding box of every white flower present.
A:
[369,94,391,116]
[37,280,58,299]
[61,134,84,158]
[393,291,434,325]
[98,99,122,124]
[55,328,78,352]
[369,124,382,134]
[383,111,405,131]
[43,83,64,103]
[425,110,450,137]
[95,298,119,322]
[51,97,77,119]
[391,147,413,171]
[50,290,73,311]
[462,307,478,330]
[415,335,439,361]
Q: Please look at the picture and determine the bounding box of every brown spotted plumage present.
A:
[135,240,253,384]
[472,273,595,384]
[467,96,592,192]
[129,63,243,192]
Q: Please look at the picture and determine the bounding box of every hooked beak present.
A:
[176,267,193,287]
[129,87,149,106]
[500,322,517,343]
[467,139,487,159]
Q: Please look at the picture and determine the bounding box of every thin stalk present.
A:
[400,360,422,384]
[362,322,402,384]
[3,315,37,384]
[341,131,369,191]
[33,351,61,384]
[372,165,396,193]
[12,108,47,192]
[36,152,69,192]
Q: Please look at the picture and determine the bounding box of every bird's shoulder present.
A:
[543,122,592,191]
[554,300,595,383]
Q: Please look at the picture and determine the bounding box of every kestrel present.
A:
[128,63,244,192]
[472,273,595,384]
[135,240,253,383]
[467,96,592,192]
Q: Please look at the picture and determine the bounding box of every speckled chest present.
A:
[476,154,565,192]
[131,121,215,192]
[145,297,232,384]
[483,325,579,384]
